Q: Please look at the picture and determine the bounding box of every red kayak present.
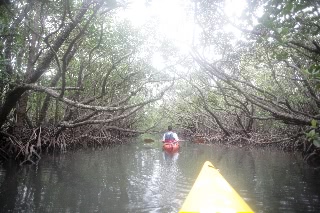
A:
[163,142,180,153]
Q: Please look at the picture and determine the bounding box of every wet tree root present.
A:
[188,131,320,168]
[19,145,41,166]
[0,126,135,165]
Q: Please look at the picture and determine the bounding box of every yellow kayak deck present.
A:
[179,161,254,213]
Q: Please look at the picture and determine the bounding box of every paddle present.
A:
[160,139,185,143]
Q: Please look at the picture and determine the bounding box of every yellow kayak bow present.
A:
[179,161,254,213]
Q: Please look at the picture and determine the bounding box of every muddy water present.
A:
[1,140,320,212]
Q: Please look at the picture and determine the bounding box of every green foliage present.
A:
[306,120,320,147]
[311,119,317,128]
[1,0,319,142]
[305,64,320,83]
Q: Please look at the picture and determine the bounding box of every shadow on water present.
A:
[0,161,19,212]
[1,140,320,212]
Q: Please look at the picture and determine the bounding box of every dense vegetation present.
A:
[172,0,320,167]
[1,0,320,166]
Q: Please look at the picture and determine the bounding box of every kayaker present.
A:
[162,125,179,143]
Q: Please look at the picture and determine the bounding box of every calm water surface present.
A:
[1,140,320,212]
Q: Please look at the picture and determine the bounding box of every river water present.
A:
[1,139,320,213]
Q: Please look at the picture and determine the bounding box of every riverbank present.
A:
[0,126,137,165]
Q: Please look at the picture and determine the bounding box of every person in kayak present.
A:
[162,125,179,143]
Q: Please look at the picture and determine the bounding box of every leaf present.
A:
[281,27,289,35]
[309,64,320,73]
[302,69,310,76]
[311,119,317,128]
[275,52,289,60]
[309,129,316,138]
[277,28,282,34]
[283,2,294,15]
[264,20,274,28]
[313,139,320,147]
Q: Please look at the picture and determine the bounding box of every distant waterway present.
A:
[1,139,320,212]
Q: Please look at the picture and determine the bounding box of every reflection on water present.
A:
[163,151,179,162]
[1,140,320,212]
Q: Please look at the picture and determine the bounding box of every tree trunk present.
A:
[15,1,40,128]
[38,72,61,125]
[203,105,231,136]
[15,92,29,127]
[0,3,90,129]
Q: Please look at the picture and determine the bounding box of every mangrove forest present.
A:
[1,0,320,168]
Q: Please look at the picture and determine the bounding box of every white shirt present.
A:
[162,131,179,142]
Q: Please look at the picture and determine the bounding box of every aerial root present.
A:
[19,145,41,166]
[0,126,135,164]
